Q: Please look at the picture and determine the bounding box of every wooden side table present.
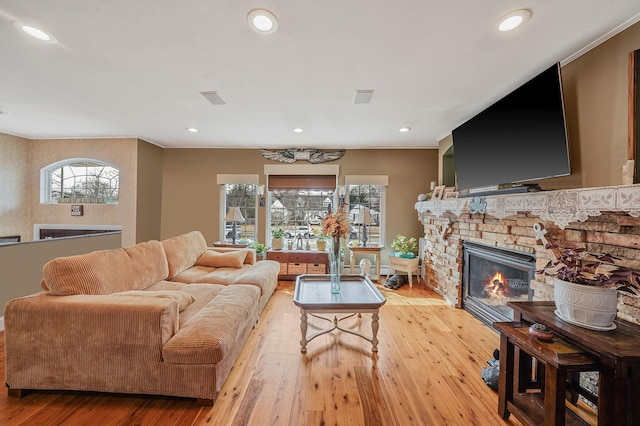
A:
[494,321,600,426]
[349,245,383,281]
[387,255,420,287]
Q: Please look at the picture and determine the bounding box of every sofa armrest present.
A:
[206,247,257,264]
[4,293,178,365]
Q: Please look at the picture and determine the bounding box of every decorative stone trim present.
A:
[415,184,640,229]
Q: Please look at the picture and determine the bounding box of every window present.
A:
[344,175,388,246]
[223,184,258,243]
[346,184,385,246]
[41,159,119,204]
[269,189,335,247]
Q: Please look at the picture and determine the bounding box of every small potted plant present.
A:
[314,229,328,251]
[538,240,639,330]
[391,234,418,258]
[271,228,285,250]
[249,242,266,260]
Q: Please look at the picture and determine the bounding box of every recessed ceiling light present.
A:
[399,127,411,133]
[248,9,278,35]
[12,21,58,44]
[497,9,531,32]
[186,127,199,133]
[293,128,305,133]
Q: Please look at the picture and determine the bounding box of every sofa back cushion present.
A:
[43,240,169,295]
[162,231,207,278]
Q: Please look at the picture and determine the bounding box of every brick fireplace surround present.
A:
[415,184,640,326]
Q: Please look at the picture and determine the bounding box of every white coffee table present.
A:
[293,274,387,353]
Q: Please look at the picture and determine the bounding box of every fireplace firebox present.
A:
[463,242,535,327]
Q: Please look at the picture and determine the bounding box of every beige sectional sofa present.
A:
[4,231,280,404]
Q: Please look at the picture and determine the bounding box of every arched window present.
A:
[41,159,119,204]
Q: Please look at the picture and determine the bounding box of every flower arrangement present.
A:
[538,241,639,294]
[321,203,350,240]
[391,234,418,256]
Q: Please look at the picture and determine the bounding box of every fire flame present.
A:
[485,272,508,297]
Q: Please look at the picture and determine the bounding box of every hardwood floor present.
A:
[1,281,522,425]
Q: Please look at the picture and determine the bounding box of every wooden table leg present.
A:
[300,309,308,353]
[371,311,380,352]
[498,333,514,420]
[544,364,566,426]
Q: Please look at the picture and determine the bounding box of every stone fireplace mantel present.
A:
[415,184,640,229]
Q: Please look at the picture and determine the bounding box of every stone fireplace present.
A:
[462,242,534,326]
[415,184,640,326]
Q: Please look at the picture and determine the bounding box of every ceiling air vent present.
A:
[353,90,374,104]
[201,91,227,106]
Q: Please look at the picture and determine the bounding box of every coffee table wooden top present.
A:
[293,274,386,311]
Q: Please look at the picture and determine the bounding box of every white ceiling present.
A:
[1,1,639,150]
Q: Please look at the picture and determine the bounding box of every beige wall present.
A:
[0,232,121,313]
[0,133,31,241]
[559,21,640,188]
[438,21,640,190]
[28,138,138,246]
[136,139,163,243]
[161,148,438,259]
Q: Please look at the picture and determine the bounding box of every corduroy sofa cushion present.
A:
[112,290,196,312]
[42,240,169,295]
[162,231,208,278]
[195,250,248,268]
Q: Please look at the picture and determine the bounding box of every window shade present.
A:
[268,175,337,190]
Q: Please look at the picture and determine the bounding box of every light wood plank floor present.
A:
[1,281,522,425]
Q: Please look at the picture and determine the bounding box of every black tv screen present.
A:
[452,63,570,191]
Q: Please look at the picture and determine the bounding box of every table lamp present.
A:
[224,207,245,244]
[355,207,374,246]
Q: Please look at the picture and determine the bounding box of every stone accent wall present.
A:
[419,211,640,325]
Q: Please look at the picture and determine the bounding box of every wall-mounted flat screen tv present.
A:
[452,63,570,191]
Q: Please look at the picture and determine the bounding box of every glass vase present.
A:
[330,236,342,294]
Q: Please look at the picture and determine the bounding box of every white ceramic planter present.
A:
[553,278,618,330]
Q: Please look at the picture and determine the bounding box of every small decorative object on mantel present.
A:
[528,323,554,341]
[260,148,345,164]
[467,196,487,214]
[322,202,350,294]
[431,185,445,200]
[536,223,640,330]
[417,193,428,202]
